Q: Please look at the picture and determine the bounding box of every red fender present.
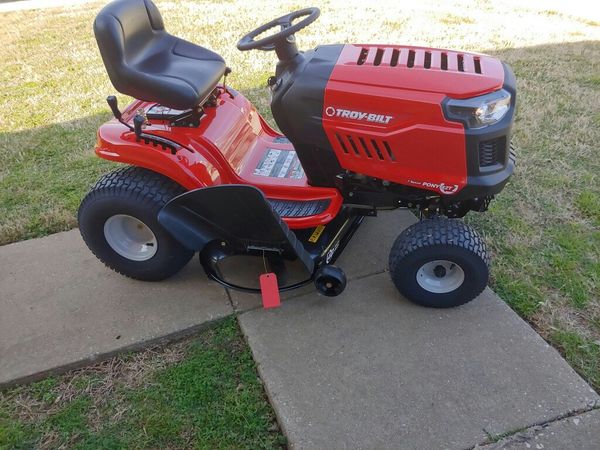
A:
[94,90,343,229]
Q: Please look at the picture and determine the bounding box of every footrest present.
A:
[158,185,315,274]
[268,198,330,218]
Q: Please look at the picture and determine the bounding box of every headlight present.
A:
[444,89,511,129]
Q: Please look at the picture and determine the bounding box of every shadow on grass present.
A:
[0,112,116,245]
[0,83,280,246]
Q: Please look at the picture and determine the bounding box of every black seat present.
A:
[94,0,226,110]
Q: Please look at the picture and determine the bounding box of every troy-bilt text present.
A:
[325,106,393,124]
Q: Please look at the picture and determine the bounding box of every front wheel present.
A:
[388,218,489,308]
[78,166,194,281]
[314,265,347,297]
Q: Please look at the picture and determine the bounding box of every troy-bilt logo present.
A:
[325,106,393,124]
[409,180,459,195]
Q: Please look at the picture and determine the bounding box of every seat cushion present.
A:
[94,0,226,110]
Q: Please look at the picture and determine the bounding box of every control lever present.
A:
[106,95,122,120]
[133,114,144,141]
[222,67,234,99]
[106,95,134,132]
[105,95,180,154]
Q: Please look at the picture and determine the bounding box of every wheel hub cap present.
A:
[433,265,447,278]
[103,214,158,261]
[416,260,465,294]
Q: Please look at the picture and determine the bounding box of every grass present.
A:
[0,0,599,443]
[462,39,600,390]
[0,318,285,450]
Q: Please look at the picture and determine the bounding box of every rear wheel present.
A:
[388,218,489,308]
[78,166,194,281]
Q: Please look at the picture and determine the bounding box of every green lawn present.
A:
[467,41,600,389]
[0,318,285,450]
[0,0,599,445]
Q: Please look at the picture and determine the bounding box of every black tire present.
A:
[388,218,489,308]
[78,166,194,281]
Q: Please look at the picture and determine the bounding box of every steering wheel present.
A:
[237,8,320,52]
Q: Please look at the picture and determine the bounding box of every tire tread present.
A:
[388,218,489,307]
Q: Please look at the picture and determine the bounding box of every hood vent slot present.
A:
[373,48,384,66]
[407,50,416,68]
[424,51,432,69]
[336,133,349,154]
[390,48,400,67]
[358,137,373,157]
[354,47,482,74]
[357,47,369,65]
[371,139,385,160]
[347,135,360,155]
[457,54,464,72]
[383,141,396,161]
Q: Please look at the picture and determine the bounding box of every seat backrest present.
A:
[94,0,166,94]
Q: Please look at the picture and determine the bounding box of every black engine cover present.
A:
[270,45,343,187]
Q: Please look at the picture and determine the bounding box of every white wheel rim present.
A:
[416,259,465,294]
[103,214,158,261]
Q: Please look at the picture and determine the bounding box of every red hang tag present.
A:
[259,273,281,309]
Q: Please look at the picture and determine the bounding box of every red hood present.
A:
[330,45,504,99]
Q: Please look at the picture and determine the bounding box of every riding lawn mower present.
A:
[78,0,516,308]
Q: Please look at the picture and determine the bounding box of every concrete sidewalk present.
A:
[0,230,231,386]
[1,211,598,449]
[239,278,598,449]
[0,210,413,386]
[237,211,600,449]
